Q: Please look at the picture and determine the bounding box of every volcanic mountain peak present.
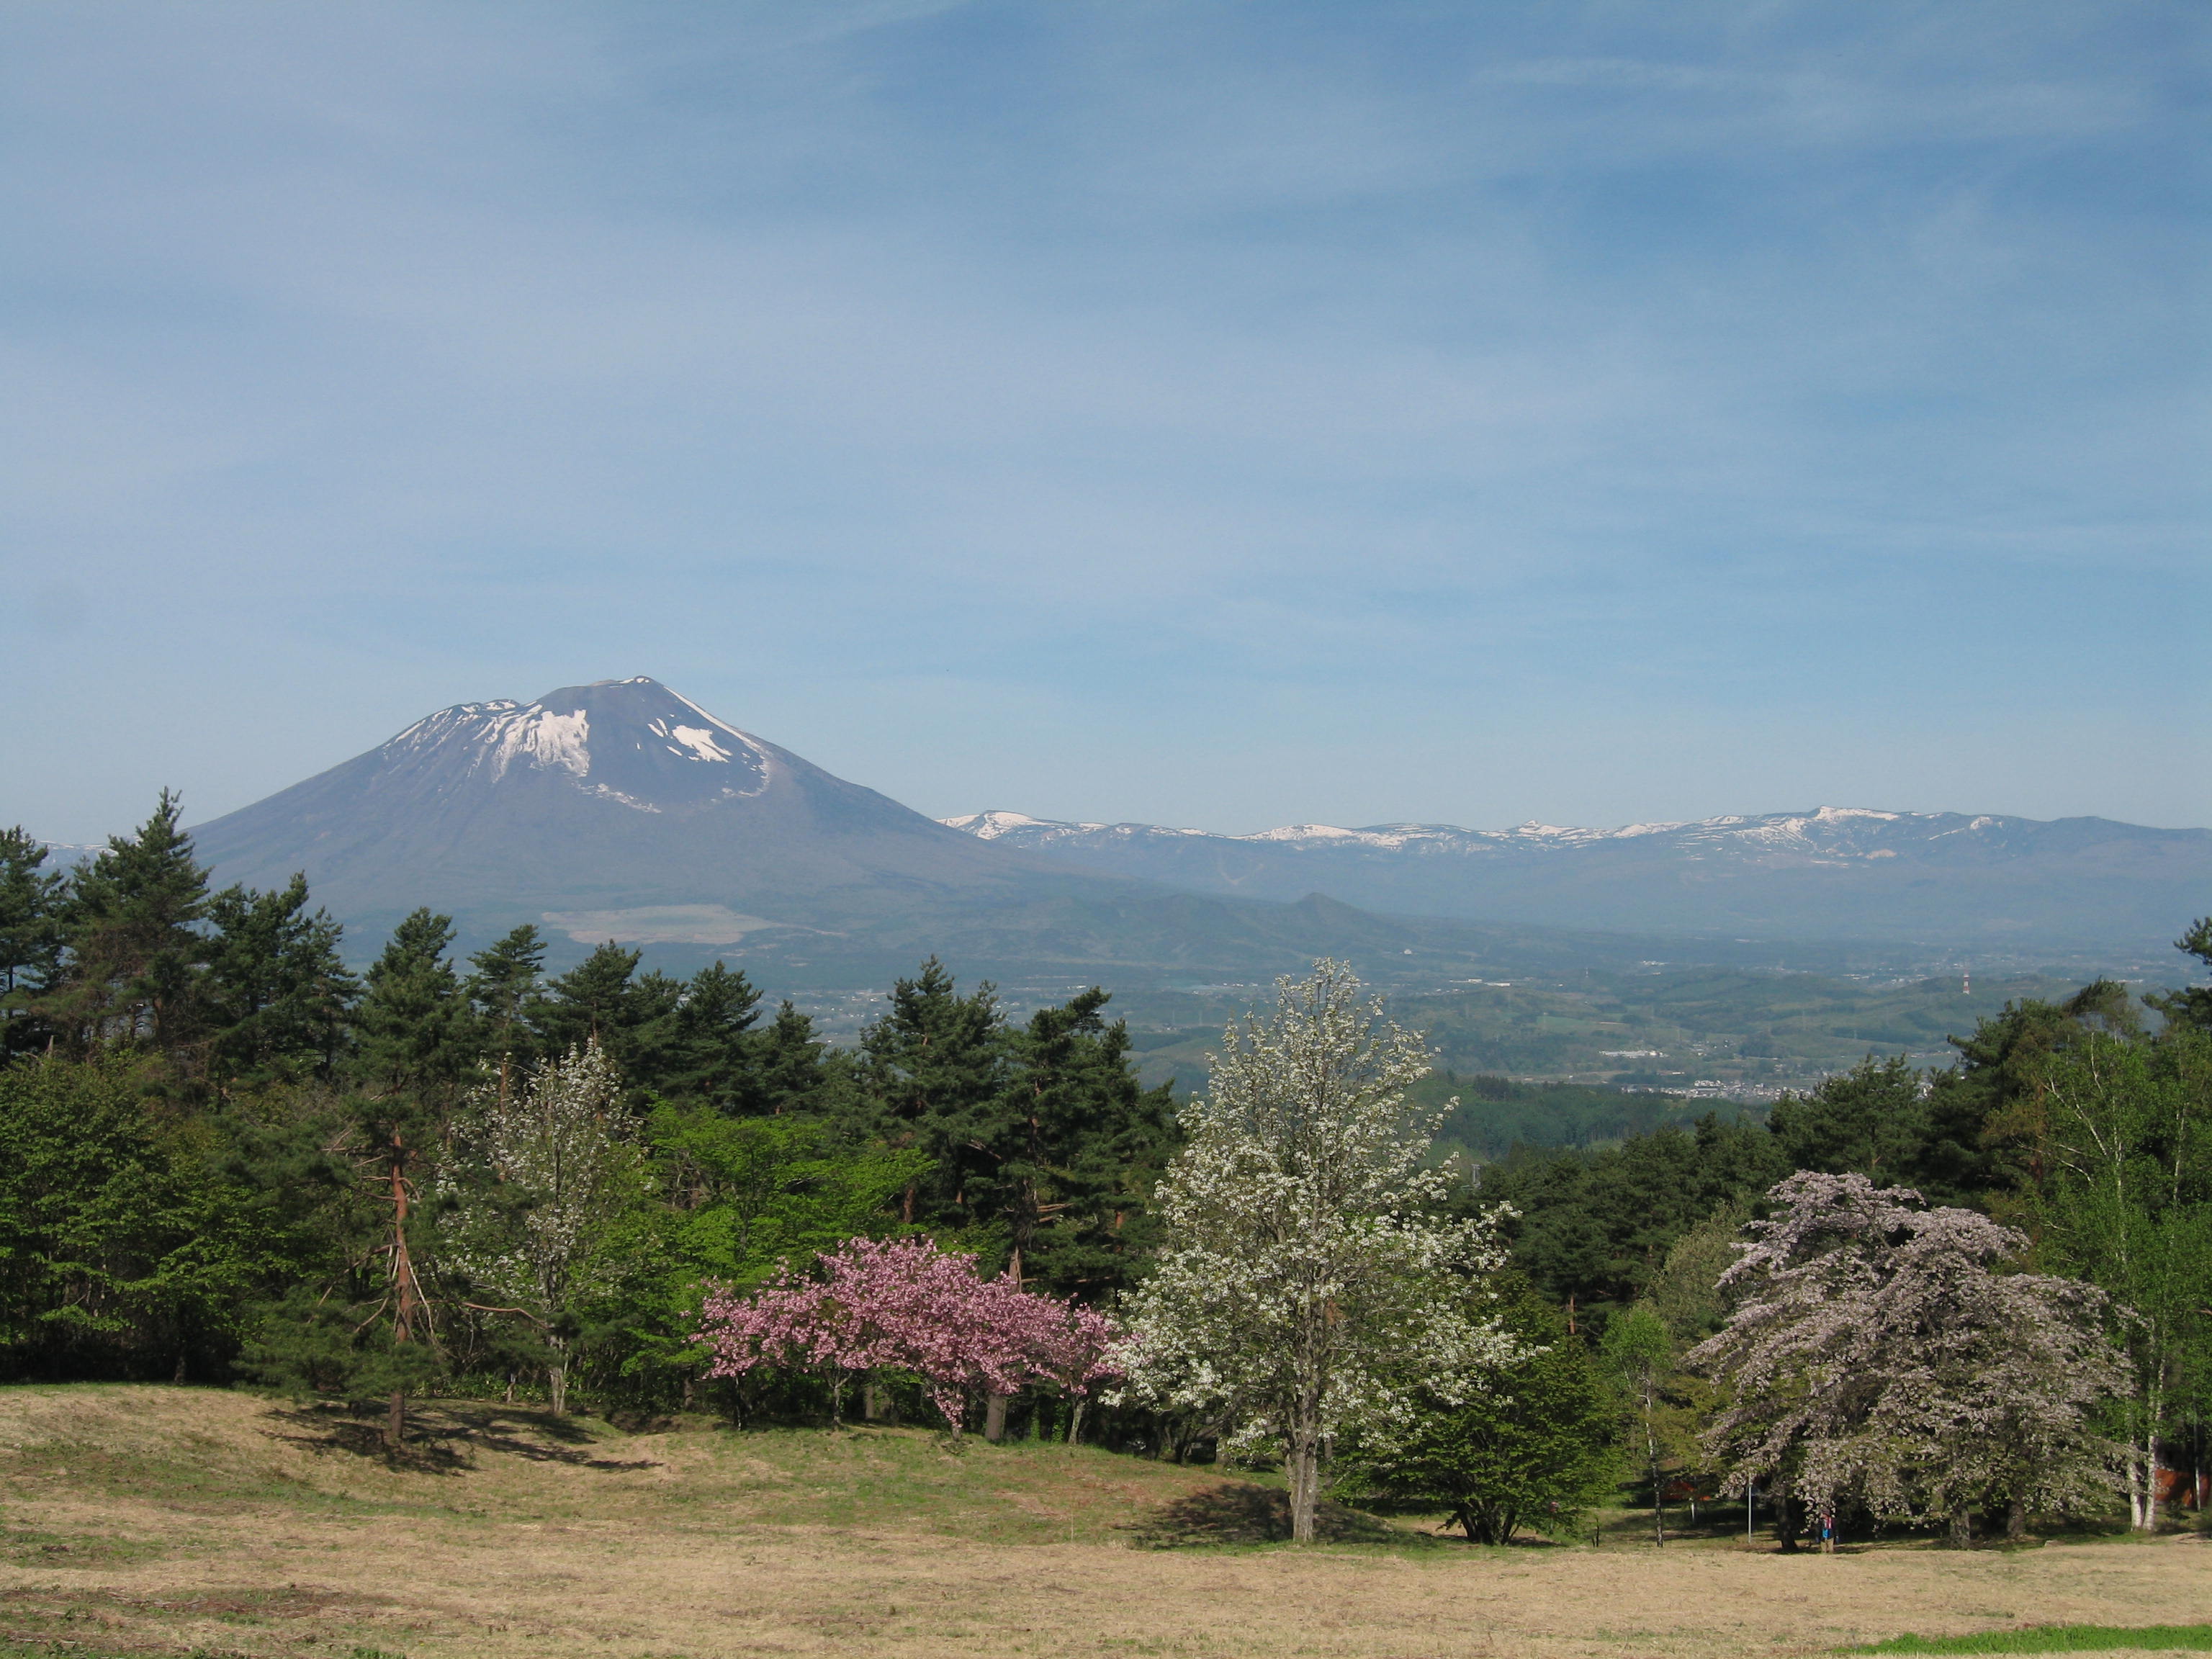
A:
[379,677,781,811]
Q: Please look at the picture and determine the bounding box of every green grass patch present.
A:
[1845,1626,2212,1654]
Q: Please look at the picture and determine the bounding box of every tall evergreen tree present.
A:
[858,958,1009,1231]
[1766,1056,1929,1186]
[660,961,763,1113]
[466,925,548,1106]
[0,826,65,1058]
[1001,988,1177,1300]
[539,942,643,1053]
[48,791,211,1057]
[351,909,473,1103]
[202,876,356,1091]
[536,942,685,1100]
[2147,917,2212,1035]
[752,999,838,1115]
[1917,984,2123,1204]
[343,909,475,1447]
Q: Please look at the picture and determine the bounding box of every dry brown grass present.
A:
[0,1384,2203,1659]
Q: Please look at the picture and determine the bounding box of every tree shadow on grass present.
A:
[1125,1483,1399,1548]
[264,1401,662,1474]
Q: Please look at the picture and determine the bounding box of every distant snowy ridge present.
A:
[937,804,2211,948]
[940,804,2032,860]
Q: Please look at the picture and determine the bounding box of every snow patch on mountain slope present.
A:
[498,709,590,779]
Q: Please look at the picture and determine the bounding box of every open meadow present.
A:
[0,1386,2203,1659]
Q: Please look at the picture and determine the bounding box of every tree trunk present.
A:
[385,1135,416,1455]
[1947,1507,1973,1549]
[1066,1398,1087,1444]
[1286,1421,1322,1545]
[2141,1413,2162,1532]
[2006,1496,2026,1542]
[1776,1493,1803,1552]
[984,1392,1008,1444]
[1646,1403,1664,1547]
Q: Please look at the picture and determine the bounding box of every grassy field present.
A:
[0,1385,2205,1659]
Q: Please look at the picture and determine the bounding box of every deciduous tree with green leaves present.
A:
[2010,1023,2211,1529]
[1341,1274,1617,1543]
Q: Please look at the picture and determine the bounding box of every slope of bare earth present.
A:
[0,1385,2203,1659]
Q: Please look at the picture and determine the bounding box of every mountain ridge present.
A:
[939,805,2210,950]
[176,675,2203,981]
[187,678,1698,986]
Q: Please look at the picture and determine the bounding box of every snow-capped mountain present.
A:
[189,678,1555,981]
[941,806,2212,950]
[181,676,2203,975]
[191,677,1105,958]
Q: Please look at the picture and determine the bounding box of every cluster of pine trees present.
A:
[0,796,1175,1428]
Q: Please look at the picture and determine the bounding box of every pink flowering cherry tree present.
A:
[697,1235,1122,1435]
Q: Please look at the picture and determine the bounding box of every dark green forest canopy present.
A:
[0,801,1179,1397]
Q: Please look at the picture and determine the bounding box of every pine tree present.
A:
[2146,918,2212,1035]
[859,958,1009,1231]
[539,942,643,1053]
[661,961,763,1113]
[48,791,211,1058]
[0,826,65,1059]
[466,925,548,1107]
[1001,988,1177,1300]
[345,910,473,1448]
[1766,1056,1929,1185]
[752,1000,836,1115]
[351,910,473,1103]
[202,876,356,1091]
[536,942,685,1101]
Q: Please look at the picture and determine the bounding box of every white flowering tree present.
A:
[1689,1172,2126,1546]
[1110,961,1515,1543]
[441,1041,644,1413]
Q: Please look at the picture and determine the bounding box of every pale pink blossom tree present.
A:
[697,1236,1121,1434]
[1689,1172,2126,1546]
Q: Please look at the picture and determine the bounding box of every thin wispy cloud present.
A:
[1,1,2200,840]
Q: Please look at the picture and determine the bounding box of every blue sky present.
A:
[4,1,2204,844]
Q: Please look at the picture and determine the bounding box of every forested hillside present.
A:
[2,796,2207,1548]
